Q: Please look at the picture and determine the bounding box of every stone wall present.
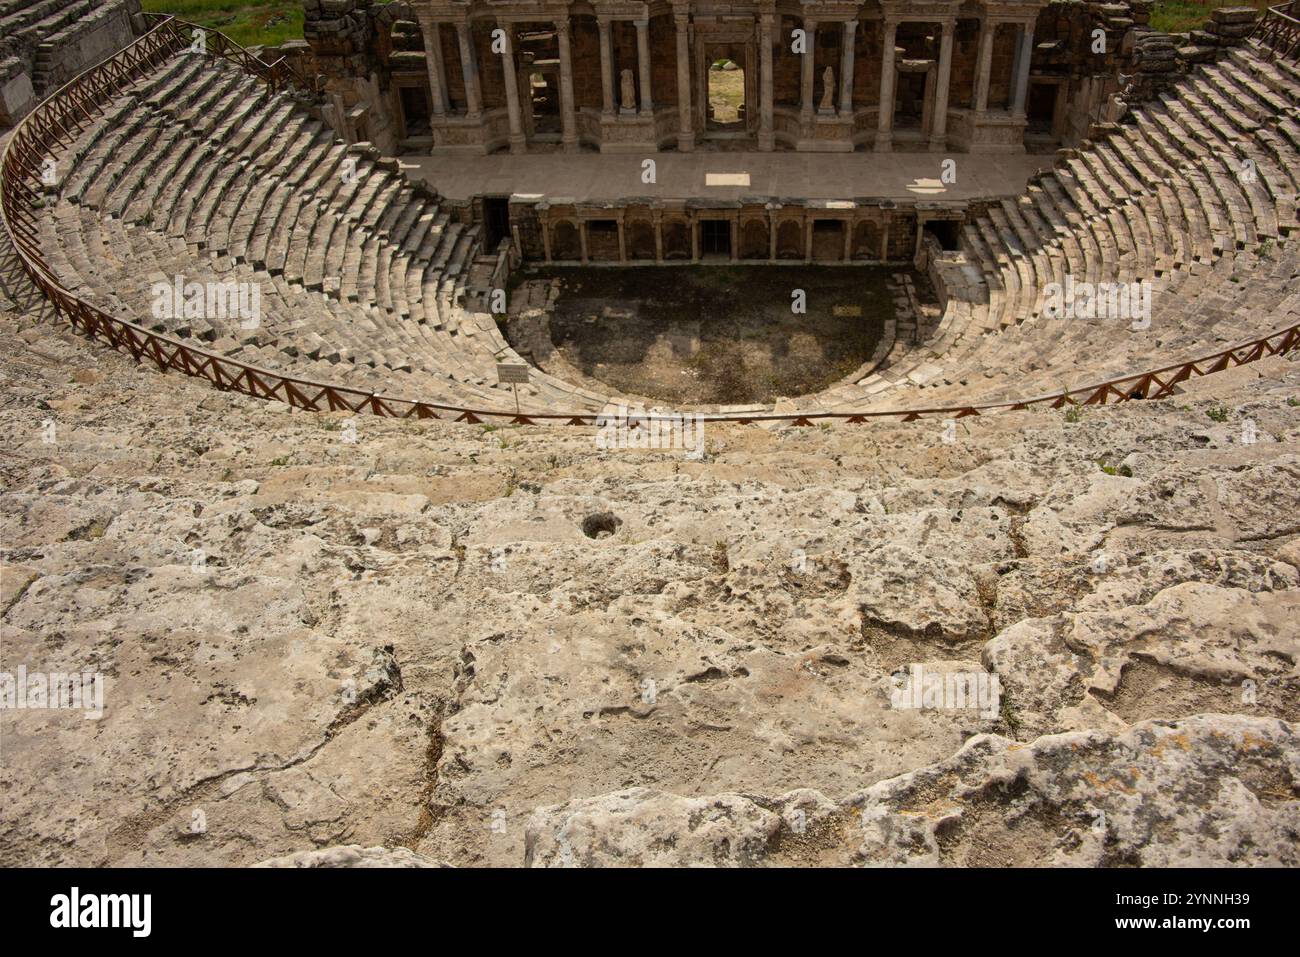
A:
[0,0,144,127]
[293,0,1269,156]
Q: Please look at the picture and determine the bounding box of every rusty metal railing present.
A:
[1253,2,1300,61]
[2,17,1298,428]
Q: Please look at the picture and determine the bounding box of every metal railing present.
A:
[1253,2,1300,61]
[2,17,1298,428]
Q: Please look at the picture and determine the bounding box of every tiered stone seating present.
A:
[816,41,1300,415]
[36,51,609,414]
[21,37,1300,420]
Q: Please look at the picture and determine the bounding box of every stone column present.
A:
[653,211,664,262]
[598,17,615,116]
[730,217,739,262]
[768,209,778,262]
[876,19,897,151]
[800,19,818,124]
[675,12,694,150]
[556,17,578,151]
[1011,22,1035,117]
[421,18,448,115]
[456,19,482,118]
[842,219,853,260]
[972,18,995,111]
[541,216,553,263]
[929,19,955,149]
[804,215,813,264]
[499,22,526,153]
[579,220,589,263]
[635,18,654,114]
[690,214,700,262]
[758,13,774,151]
[618,217,627,262]
[839,20,856,116]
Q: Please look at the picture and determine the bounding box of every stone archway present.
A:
[551,220,581,261]
[776,219,803,260]
[627,219,656,261]
[853,220,881,260]
[740,218,768,260]
[662,220,689,260]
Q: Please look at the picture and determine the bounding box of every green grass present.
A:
[141,1,306,48]
[1149,0,1272,35]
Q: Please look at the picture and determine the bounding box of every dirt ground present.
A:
[509,265,893,405]
[708,66,744,125]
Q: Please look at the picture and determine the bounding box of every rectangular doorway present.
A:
[1026,81,1058,134]
[528,69,561,136]
[701,219,731,257]
[705,50,746,133]
[482,196,511,252]
[398,85,431,138]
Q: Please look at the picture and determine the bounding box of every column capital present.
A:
[554,16,570,36]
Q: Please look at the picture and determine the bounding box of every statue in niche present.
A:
[620,68,637,113]
[819,66,836,113]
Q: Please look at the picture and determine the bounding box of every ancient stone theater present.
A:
[1,0,1299,870]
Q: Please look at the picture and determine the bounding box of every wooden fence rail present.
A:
[1253,2,1300,61]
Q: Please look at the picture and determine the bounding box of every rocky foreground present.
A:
[0,300,1297,867]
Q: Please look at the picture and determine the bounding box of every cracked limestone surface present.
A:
[0,304,1297,867]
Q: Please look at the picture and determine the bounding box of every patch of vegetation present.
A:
[998,687,1023,736]
[1149,1,1271,35]
[142,1,306,48]
[1064,406,1082,423]
[1206,405,1230,422]
[711,541,730,572]
[1098,460,1134,477]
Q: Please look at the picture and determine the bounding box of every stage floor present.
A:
[401,149,1053,205]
